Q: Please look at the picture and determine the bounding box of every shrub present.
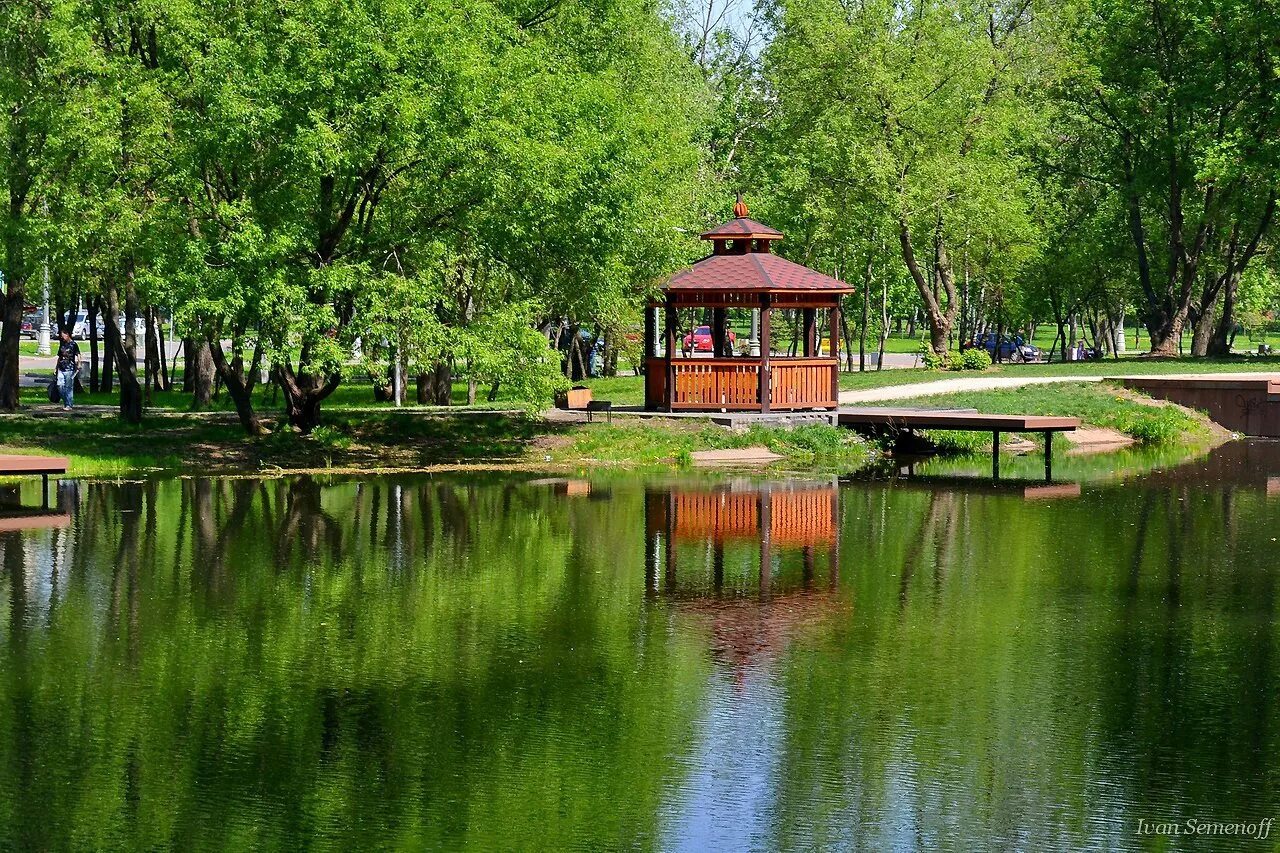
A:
[921,345,947,370]
[946,351,965,371]
[961,348,993,371]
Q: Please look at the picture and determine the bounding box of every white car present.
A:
[71,311,101,340]
[71,313,147,340]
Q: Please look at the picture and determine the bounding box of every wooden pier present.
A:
[0,455,69,508]
[837,408,1080,481]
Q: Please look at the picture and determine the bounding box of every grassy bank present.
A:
[886,381,1217,451]
[0,407,875,477]
[837,353,1280,392]
[4,352,1262,476]
[578,354,1280,402]
[547,420,873,469]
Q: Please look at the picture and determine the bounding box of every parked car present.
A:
[682,325,736,354]
[977,333,1041,363]
[71,311,104,340]
[116,315,147,338]
[20,314,37,339]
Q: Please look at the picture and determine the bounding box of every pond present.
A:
[1,441,1279,850]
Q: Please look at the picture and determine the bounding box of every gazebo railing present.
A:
[769,359,837,408]
[645,357,838,410]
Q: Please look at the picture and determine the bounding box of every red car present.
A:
[683,325,736,353]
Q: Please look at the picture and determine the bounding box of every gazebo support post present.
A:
[643,304,657,409]
[712,307,727,357]
[803,308,816,357]
[759,294,772,413]
[664,300,677,411]
[829,299,841,406]
[643,305,656,361]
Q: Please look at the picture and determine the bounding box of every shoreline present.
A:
[0,377,1235,480]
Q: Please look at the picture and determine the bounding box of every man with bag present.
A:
[55,329,81,411]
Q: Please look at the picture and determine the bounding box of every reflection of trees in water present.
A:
[0,475,716,849]
[896,490,961,611]
[4,467,1280,848]
[763,467,1280,848]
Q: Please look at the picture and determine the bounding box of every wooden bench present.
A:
[586,400,612,424]
[0,455,69,507]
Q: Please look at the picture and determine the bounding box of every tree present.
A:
[749,0,1045,356]
[1051,0,1280,355]
[0,0,99,409]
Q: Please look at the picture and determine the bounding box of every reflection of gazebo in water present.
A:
[643,197,853,412]
[643,481,845,671]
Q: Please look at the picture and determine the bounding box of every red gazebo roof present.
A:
[699,217,784,241]
[664,252,852,293]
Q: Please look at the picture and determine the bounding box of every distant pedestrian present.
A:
[55,329,80,411]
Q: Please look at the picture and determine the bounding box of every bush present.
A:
[946,351,965,371]
[921,345,947,370]
[961,348,993,371]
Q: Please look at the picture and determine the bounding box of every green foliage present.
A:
[961,348,993,371]
[921,346,947,371]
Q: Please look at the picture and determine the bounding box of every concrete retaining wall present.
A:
[1116,375,1280,437]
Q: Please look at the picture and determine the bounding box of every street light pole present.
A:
[37,256,50,356]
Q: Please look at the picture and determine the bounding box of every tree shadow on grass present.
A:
[324,411,572,466]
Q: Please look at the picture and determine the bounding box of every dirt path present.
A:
[839,375,1105,404]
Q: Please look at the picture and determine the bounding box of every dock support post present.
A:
[1044,431,1053,482]
[992,431,1001,480]
[41,474,49,509]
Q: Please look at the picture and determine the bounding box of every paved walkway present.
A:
[839,375,1105,404]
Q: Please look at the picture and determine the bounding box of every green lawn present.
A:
[839,353,1280,391]
[18,352,1279,416]
[884,381,1214,449]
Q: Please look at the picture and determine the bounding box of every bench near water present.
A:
[0,455,69,507]
[837,407,1080,481]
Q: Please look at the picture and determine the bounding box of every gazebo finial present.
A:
[733,193,749,218]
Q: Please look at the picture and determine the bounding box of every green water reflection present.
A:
[1,441,1279,850]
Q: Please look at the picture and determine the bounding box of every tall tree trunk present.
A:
[899,220,958,357]
[182,336,196,391]
[155,309,170,390]
[189,338,215,409]
[877,273,889,371]
[430,360,451,405]
[1207,272,1242,356]
[275,360,340,433]
[1189,299,1217,357]
[88,300,100,393]
[0,261,24,411]
[859,257,871,371]
[100,303,115,394]
[209,335,263,434]
[103,274,143,424]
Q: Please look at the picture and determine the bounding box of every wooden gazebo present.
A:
[643,197,853,412]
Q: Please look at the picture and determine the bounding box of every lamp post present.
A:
[37,257,50,356]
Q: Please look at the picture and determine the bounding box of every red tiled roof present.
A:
[699,217,784,240]
[664,252,852,292]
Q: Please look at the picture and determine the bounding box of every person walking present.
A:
[55,329,81,411]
